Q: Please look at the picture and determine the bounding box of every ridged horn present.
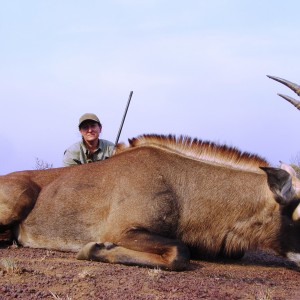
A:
[277,94,300,110]
[267,75,300,96]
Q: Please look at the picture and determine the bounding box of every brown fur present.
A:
[1,135,300,270]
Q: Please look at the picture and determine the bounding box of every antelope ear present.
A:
[280,162,300,198]
[280,161,297,177]
[292,203,300,221]
[260,167,295,205]
[293,177,300,198]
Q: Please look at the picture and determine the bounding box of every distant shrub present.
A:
[35,158,53,170]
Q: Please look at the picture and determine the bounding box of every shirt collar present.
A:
[80,139,101,154]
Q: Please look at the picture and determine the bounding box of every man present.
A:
[63,113,114,166]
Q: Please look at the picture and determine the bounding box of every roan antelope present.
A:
[1,134,300,270]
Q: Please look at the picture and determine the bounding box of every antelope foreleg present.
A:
[77,231,190,271]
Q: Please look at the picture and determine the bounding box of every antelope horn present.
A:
[267,75,300,96]
[277,94,300,110]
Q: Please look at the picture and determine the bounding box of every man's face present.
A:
[79,121,101,143]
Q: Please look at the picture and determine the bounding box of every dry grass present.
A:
[77,268,95,279]
[147,267,163,281]
[0,258,23,275]
[256,287,273,300]
[49,290,72,300]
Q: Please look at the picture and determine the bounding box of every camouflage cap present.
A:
[78,113,101,127]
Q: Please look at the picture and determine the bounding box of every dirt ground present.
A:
[0,242,300,300]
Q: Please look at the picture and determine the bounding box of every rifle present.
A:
[114,91,133,148]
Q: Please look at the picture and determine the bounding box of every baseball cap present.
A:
[78,113,101,127]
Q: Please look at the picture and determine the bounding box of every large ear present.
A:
[280,161,297,177]
[293,178,300,198]
[292,203,300,221]
[280,161,300,198]
[260,167,295,205]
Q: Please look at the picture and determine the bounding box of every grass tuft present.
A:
[147,267,163,281]
[256,287,273,300]
[49,290,72,300]
[0,258,23,275]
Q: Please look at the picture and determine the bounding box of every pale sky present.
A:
[0,0,299,175]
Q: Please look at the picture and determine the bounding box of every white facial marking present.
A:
[287,252,300,267]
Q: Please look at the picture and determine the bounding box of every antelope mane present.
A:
[115,134,269,172]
